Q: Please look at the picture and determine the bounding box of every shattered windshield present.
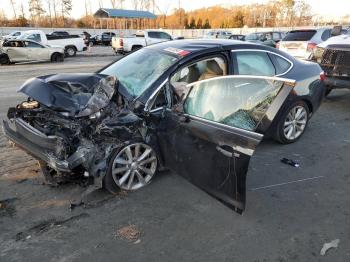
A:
[100,48,179,97]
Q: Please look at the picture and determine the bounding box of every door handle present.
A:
[216,145,240,158]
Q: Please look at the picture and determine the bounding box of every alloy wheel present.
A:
[283,105,308,140]
[111,143,157,191]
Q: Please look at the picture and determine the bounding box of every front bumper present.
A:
[2,118,93,172]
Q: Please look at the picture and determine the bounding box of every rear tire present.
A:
[0,55,10,65]
[325,87,332,97]
[131,46,142,52]
[274,101,310,144]
[65,46,77,57]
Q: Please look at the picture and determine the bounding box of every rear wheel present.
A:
[325,87,333,97]
[65,46,77,57]
[274,101,309,144]
[0,55,10,65]
[131,46,142,52]
[104,142,158,194]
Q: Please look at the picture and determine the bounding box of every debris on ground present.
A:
[281,158,300,168]
[320,239,340,256]
[70,201,85,211]
[0,198,18,217]
[116,224,141,243]
[15,213,90,241]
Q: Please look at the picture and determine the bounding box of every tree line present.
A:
[0,0,347,29]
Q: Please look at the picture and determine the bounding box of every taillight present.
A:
[320,71,326,81]
[119,39,123,47]
[276,42,280,49]
[307,42,317,52]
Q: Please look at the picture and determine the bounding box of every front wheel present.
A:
[51,53,64,62]
[0,55,10,65]
[274,101,309,144]
[103,142,158,194]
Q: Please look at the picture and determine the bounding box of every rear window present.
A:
[283,30,317,41]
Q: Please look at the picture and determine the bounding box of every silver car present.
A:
[0,39,65,65]
[278,28,334,60]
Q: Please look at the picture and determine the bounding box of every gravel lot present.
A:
[0,55,349,262]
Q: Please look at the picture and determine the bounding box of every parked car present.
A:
[112,30,175,54]
[18,30,86,57]
[88,34,99,46]
[245,31,286,48]
[312,31,350,95]
[229,34,245,41]
[277,28,347,60]
[204,31,232,39]
[0,31,24,41]
[0,39,64,65]
[88,32,116,46]
[3,40,325,213]
[48,31,70,36]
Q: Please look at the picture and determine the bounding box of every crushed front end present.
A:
[2,73,143,186]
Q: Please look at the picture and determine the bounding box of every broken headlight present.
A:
[17,100,39,109]
[89,111,102,120]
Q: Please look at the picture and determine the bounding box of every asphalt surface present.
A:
[0,55,349,262]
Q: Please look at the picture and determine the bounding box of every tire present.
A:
[0,55,10,65]
[325,87,332,97]
[131,46,142,52]
[51,53,64,63]
[103,142,158,194]
[65,46,77,57]
[274,101,310,144]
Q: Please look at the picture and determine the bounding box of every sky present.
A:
[1,0,350,19]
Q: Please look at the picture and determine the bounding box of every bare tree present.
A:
[50,0,58,25]
[118,0,125,9]
[110,0,117,8]
[47,0,53,26]
[9,0,17,19]
[61,0,72,27]
[29,0,45,26]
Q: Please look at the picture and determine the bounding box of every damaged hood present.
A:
[19,73,117,117]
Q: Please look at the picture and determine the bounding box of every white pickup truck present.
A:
[18,30,86,57]
[112,30,180,54]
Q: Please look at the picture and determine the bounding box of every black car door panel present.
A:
[155,76,295,213]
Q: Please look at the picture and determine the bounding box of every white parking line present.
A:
[249,176,325,191]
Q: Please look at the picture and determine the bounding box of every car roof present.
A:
[147,39,260,53]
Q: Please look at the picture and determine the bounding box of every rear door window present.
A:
[184,77,286,131]
[283,30,317,41]
[234,51,275,76]
[148,32,161,39]
[269,54,292,75]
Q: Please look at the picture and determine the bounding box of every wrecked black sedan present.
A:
[3,40,325,212]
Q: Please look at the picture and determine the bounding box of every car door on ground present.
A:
[153,76,295,212]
